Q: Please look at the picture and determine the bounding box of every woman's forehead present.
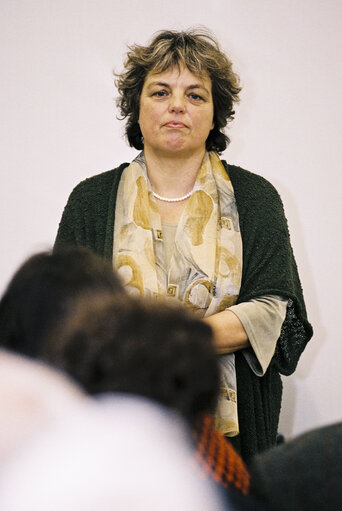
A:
[144,65,211,87]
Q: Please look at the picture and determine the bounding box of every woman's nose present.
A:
[168,94,186,113]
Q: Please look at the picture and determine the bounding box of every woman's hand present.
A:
[203,310,250,354]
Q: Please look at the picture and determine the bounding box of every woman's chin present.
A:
[157,141,199,158]
[145,137,204,159]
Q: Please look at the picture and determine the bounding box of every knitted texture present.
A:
[225,164,312,376]
[194,415,249,495]
[55,160,313,462]
[225,163,313,461]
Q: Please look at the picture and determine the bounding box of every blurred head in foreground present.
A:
[0,246,124,357]
[43,294,220,429]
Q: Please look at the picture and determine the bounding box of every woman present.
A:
[55,29,313,461]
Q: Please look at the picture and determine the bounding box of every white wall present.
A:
[1,0,341,438]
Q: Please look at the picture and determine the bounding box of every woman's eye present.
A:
[189,93,203,101]
[153,90,168,97]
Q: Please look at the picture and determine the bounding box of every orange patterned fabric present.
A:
[194,415,250,495]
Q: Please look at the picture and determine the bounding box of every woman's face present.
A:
[139,65,214,159]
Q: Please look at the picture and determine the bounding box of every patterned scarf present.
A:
[113,151,242,436]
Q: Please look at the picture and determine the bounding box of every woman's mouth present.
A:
[164,121,187,128]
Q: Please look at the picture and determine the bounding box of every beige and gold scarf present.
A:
[113,151,242,436]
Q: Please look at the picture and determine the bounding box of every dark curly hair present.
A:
[115,28,241,153]
[43,295,220,429]
[0,246,124,358]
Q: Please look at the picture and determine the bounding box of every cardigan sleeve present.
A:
[225,163,313,377]
[55,183,87,249]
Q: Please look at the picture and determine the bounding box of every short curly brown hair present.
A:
[115,28,241,153]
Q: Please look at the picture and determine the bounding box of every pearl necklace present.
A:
[152,190,193,202]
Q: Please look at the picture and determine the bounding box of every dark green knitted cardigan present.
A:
[55,161,313,463]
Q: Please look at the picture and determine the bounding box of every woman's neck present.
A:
[144,146,205,198]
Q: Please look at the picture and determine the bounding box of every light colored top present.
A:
[162,222,288,376]
[230,296,288,375]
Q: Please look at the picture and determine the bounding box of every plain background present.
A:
[1,0,341,439]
